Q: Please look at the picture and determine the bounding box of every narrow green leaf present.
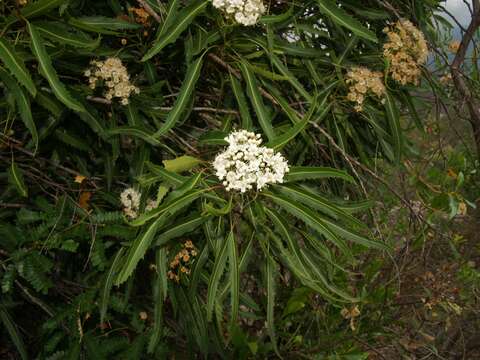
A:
[146,162,187,186]
[27,22,85,112]
[5,0,64,25]
[155,213,209,246]
[230,73,253,130]
[154,55,204,137]
[68,16,141,34]
[266,99,321,151]
[262,192,351,256]
[148,248,166,353]
[266,257,279,356]
[115,214,167,285]
[264,208,309,276]
[316,0,377,42]
[130,188,206,227]
[320,217,389,250]
[8,161,28,197]
[142,0,208,61]
[207,231,231,321]
[0,68,38,152]
[34,21,101,48]
[105,126,162,146]
[156,0,181,38]
[0,38,36,97]
[285,166,355,183]
[240,61,275,141]
[269,53,312,102]
[228,231,239,324]
[0,306,28,360]
[274,184,365,228]
[385,91,403,163]
[100,248,125,323]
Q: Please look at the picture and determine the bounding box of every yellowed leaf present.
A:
[79,192,92,210]
[75,175,86,184]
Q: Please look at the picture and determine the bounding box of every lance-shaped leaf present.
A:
[0,69,38,152]
[316,0,377,43]
[8,161,28,198]
[206,231,231,321]
[0,39,36,97]
[269,53,312,102]
[142,0,208,61]
[155,213,209,246]
[230,73,253,130]
[100,248,125,323]
[262,192,351,256]
[130,187,206,227]
[285,166,355,183]
[68,16,141,35]
[385,91,403,163]
[239,61,275,141]
[34,21,101,49]
[27,22,85,112]
[228,231,239,324]
[105,126,162,146]
[5,0,64,25]
[115,213,168,285]
[0,307,28,360]
[154,55,204,137]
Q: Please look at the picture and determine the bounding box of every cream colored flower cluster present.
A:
[212,0,265,26]
[120,188,159,219]
[213,130,289,192]
[84,57,139,105]
[346,67,386,112]
[383,20,428,85]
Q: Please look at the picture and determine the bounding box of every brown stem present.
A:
[136,0,162,23]
[450,0,480,158]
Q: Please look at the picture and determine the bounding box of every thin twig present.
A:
[136,0,162,23]
[207,53,280,106]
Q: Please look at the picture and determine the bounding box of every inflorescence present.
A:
[346,67,386,112]
[84,57,140,105]
[168,241,198,282]
[120,188,158,219]
[213,130,289,193]
[212,0,265,26]
[383,19,428,85]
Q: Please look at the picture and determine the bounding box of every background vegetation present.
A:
[0,0,479,358]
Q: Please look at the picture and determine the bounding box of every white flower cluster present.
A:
[120,188,159,219]
[212,0,265,26]
[85,57,140,105]
[213,130,289,193]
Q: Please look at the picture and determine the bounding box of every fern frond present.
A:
[91,211,124,224]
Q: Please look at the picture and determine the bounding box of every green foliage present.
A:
[0,0,457,357]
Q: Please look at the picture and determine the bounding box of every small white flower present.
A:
[212,0,265,26]
[213,130,289,192]
[120,188,141,219]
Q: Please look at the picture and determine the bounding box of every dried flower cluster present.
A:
[128,7,151,26]
[84,57,139,105]
[448,40,461,53]
[168,241,198,282]
[212,0,265,26]
[17,0,28,5]
[120,187,159,219]
[439,72,453,85]
[213,130,290,193]
[346,67,386,112]
[383,20,428,85]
